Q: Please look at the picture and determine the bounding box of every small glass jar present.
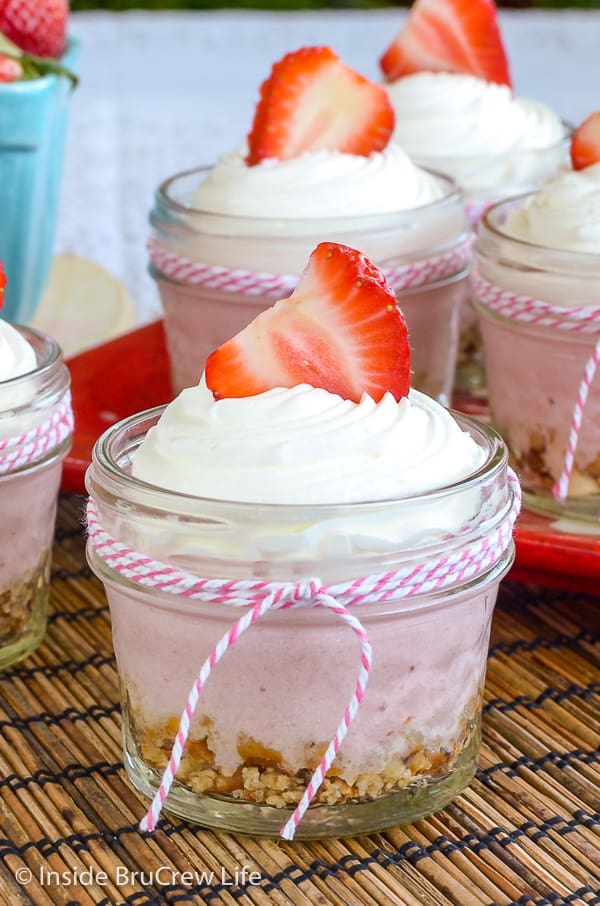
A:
[86,407,516,838]
[412,130,571,394]
[474,197,600,522]
[149,166,469,405]
[0,328,72,669]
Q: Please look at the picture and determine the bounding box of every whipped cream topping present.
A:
[0,320,37,413]
[130,381,487,560]
[387,73,564,158]
[192,144,445,218]
[502,162,600,253]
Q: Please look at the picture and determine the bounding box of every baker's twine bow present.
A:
[0,391,73,475]
[86,471,520,839]
[147,235,472,297]
[473,272,600,503]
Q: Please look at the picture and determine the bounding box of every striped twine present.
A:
[0,391,74,475]
[86,471,520,839]
[473,272,600,502]
[147,236,472,296]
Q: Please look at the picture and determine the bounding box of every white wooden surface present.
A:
[55,9,600,324]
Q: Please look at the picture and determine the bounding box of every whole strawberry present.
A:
[0,0,68,60]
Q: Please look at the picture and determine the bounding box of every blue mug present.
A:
[0,39,79,323]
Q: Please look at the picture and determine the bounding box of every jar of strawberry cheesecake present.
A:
[473,112,600,522]
[379,0,570,393]
[87,243,519,839]
[0,283,73,667]
[149,47,470,405]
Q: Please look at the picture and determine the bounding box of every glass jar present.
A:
[0,327,72,668]
[86,407,517,838]
[149,166,470,405]
[474,197,600,522]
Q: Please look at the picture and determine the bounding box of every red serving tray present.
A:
[65,321,600,594]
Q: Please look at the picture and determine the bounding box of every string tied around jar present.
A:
[147,235,473,297]
[0,390,74,475]
[473,272,600,505]
[86,471,521,841]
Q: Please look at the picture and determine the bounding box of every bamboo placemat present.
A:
[0,495,598,906]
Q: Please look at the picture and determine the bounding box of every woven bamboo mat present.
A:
[0,495,598,906]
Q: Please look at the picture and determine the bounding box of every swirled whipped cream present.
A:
[0,319,37,413]
[502,162,600,253]
[387,73,566,198]
[131,380,486,559]
[192,144,444,217]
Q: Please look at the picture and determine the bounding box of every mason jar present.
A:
[85,406,517,838]
[474,197,600,522]
[0,327,72,668]
[148,166,470,405]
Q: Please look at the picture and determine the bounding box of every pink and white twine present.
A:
[0,391,73,475]
[86,472,520,840]
[473,272,600,502]
[147,236,472,297]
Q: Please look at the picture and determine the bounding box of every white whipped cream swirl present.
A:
[388,73,564,157]
[131,381,486,559]
[502,162,600,253]
[0,320,37,412]
[387,73,566,199]
[192,144,444,217]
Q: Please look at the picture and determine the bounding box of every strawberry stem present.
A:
[1,50,77,87]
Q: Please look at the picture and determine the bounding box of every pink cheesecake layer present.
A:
[479,310,600,495]
[0,460,63,593]
[106,579,498,782]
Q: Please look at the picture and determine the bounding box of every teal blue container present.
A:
[0,39,79,323]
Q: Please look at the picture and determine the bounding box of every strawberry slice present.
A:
[0,52,22,81]
[205,243,410,404]
[0,262,5,309]
[380,0,512,89]
[570,111,600,171]
[246,46,394,166]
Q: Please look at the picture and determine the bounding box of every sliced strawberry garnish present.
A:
[0,262,5,309]
[380,0,512,89]
[570,111,600,171]
[246,46,394,166]
[205,243,410,404]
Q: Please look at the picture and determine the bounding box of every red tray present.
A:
[65,321,600,594]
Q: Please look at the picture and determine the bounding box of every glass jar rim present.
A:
[0,325,62,390]
[88,403,507,518]
[479,192,600,270]
[155,163,463,226]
